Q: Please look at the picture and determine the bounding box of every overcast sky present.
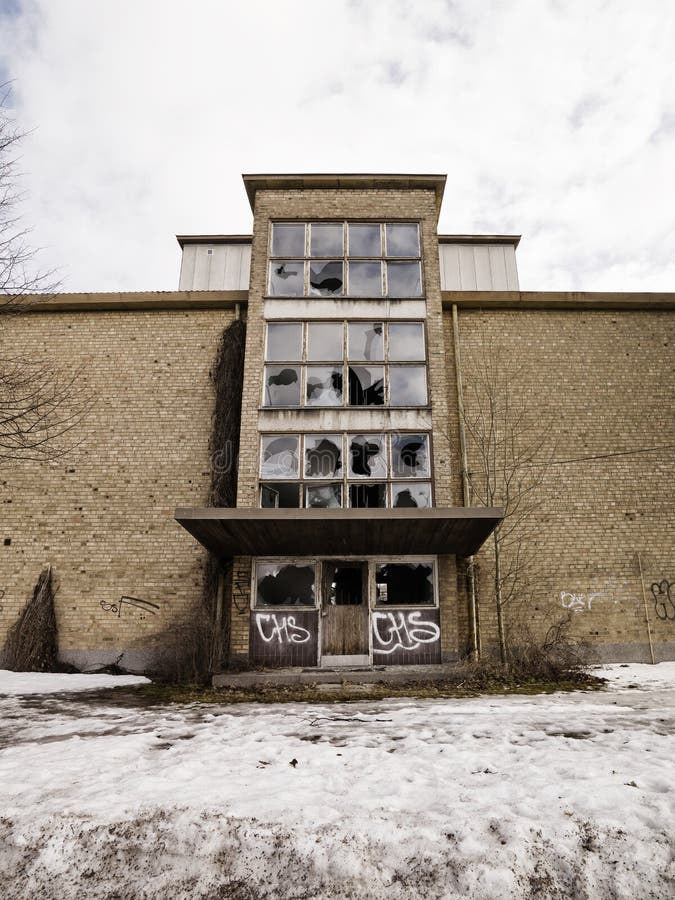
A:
[1,0,674,293]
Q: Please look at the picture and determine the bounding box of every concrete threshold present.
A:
[212,664,459,689]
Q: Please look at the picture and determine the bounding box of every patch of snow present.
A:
[0,669,150,696]
[595,661,675,691]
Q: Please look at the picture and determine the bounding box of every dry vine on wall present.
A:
[4,565,58,672]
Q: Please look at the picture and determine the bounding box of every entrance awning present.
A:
[174,507,503,558]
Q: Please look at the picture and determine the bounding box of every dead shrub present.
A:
[505,614,592,681]
[4,565,59,671]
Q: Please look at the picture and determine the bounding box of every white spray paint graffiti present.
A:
[255,613,311,645]
[560,592,608,614]
[372,611,440,655]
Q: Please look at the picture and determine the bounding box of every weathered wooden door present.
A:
[321,561,369,663]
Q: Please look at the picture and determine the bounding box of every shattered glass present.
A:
[385,223,420,257]
[256,562,316,607]
[304,435,343,478]
[387,261,422,297]
[260,483,301,508]
[305,367,343,406]
[307,322,343,361]
[391,434,430,477]
[389,366,428,406]
[310,223,343,257]
[349,483,386,508]
[348,223,381,257]
[348,261,383,297]
[392,482,432,508]
[305,483,342,508]
[348,322,384,360]
[348,366,385,406]
[309,261,343,296]
[266,322,303,361]
[269,261,304,296]
[271,223,306,257]
[388,322,425,361]
[260,435,299,479]
[375,563,434,605]
[348,434,387,478]
[263,366,301,407]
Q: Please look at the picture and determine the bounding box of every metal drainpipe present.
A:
[452,303,479,660]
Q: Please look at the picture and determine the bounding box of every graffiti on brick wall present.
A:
[372,611,440,655]
[100,595,160,620]
[254,613,311,644]
[560,591,614,614]
[651,580,675,621]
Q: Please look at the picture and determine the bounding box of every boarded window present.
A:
[309,261,343,296]
[266,323,303,361]
[260,436,299,479]
[304,435,342,478]
[260,483,301,508]
[271,223,305,257]
[306,367,343,406]
[389,366,428,406]
[375,563,434,606]
[264,366,301,407]
[391,434,430,477]
[269,261,304,296]
[256,563,316,607]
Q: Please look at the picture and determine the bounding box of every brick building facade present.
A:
[2,174,673,671]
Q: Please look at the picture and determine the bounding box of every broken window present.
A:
[266,322,303,361]
[375,563,434,606]
[389,366,428,406]
[392,483,432,508]
[269,261,304,296]
[348,322,384,360]
[349,483,386,508]
[307,322,343,361]
[348,366,385,406]
[348,223,382,257]
[263,366,301,407]
[309,261,343,296]
[348,261,383,297]
[260,435,299,479]
[391,434,430,478]
[256,562,316,608]
[271,223,306,257]
[304,435,342,479]
[305,367,343,406]
[348,434,387,478]
[323,562,366,606]
[310,223,343,257]
[387,261,422,297]
[385,223,420,257]
[305,483,342,508]
[260,483,301,508]
[388,322,425,361]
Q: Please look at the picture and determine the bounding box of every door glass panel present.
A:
[256,562,315,607]
[307,322,343,361]
[388,322,425,361]
[348,434,387,478]
[306,366,343,406]
[348,365,385,406]
[392,482,432,508]
[389,366,428,405]
[385,223,420,257]
[391,434,430,477]
[305,483,342,508]
[260,435,299,478]
[348,261,382,297]
[310,223,343,257]
[349,483,386,508]
[304,435,342,478]
[260,483,300,508]
[269,261,304,296]
[266,322,303,361]
[271,223,305,257]
[263,366,301,406]
[348,223,381,257]
[375,563,434,606]
[309,261,343,296]
[387,261,422,297]
[348,322,384,360]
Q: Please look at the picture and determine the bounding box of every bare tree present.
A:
[0,85,90,462]
[461,334,556,664]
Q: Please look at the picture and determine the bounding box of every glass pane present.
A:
[388,322,425,361]
[348,365,385,406]
[271,223,305,257]
[266,323,303,361]
[348,223,381,257]
[256,562,315,607]
[348,262,382,297]
[307,322,343,361]
[389,366,428,405]
[260,482,300,508]
[385,223,420,257]
[387,261,422,297]
[391,434,430,477]
[310,223,343,257]
[305,483,342,508]
[269,261,304,296]
[263,366,301,407]
[349,483,386,508]
[375,563,434,605]
[304,434,342,478]
[348,434,387,478]
[348,322,384,360]
[306,366,343,406]
[260,435,299,478]
[392,482,432,508]
[309,261,343,296]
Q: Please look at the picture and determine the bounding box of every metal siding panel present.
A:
[178,245,197,291]
[504,246,520,289]
[488,246,508,290]
[439,244,461,291]
[473,246,492,290]
[192,247,212,291]
[208,246,227,290]
[240,243,252,290]
[458,245,477,290]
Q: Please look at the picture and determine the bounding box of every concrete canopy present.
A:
[174,507,503,559]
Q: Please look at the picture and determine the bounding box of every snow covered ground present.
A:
[0,664,673,899]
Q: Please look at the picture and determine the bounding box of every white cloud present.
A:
[0,0,673,291]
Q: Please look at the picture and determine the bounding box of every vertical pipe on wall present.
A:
[452,303,479,660]
[637,552,656,664]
